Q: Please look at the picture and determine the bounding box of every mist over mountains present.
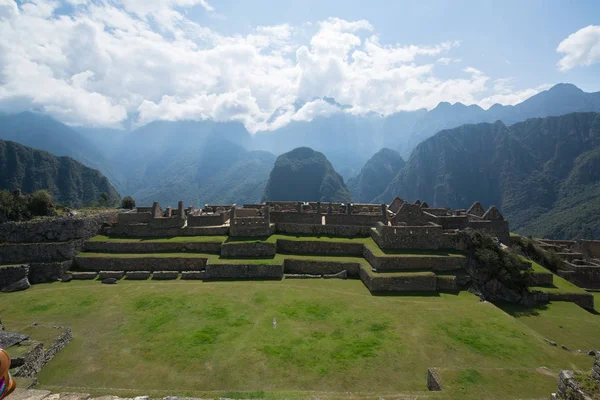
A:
[1,83,600,238]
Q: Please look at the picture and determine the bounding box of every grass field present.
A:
[1,279,598,399]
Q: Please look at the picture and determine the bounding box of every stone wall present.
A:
[152,271,179,280]
[426,368,443,391]
[0,212,117,243]
[106,225,229,237]
[275,223,372,237]
[74,256,208,271]
[269,212,323,225]
[11,341,44,377]
[578,240,600,259]
[371,224,458,250]
[467,220,510,244]
[283,259,360,277]
[546,292,595,310]
[0,264,29,289]
[187,213,227,227]
[42,326,72,365]
[117,212,151,225]
[220,242,276,258]
[557,267,600,289]
[276,239,364,255]
[84,241,222,253]
[436,276,458,292]
[205,263,283,279]
[363,247,467,272]
[529,271,554,286]
[125,271,151,280]
[28,261,72,284]
[148,217,186,229]
[0,240,84,264]
[359,268,437,292]
[229,218,273,237]
[325,214,385,226]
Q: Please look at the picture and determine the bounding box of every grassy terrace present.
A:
[524,258,589,294]
[1,279,598,400]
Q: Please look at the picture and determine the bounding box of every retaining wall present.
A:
[529,271,554,286]
[106,225,229,237]
[220,242,276,258]
[28,261,72,284]
[0,240,84,264]
[152,271,179,280]
[276,239,364,255]
[557,267,600,289]
[546,292,595,310]
[205,263,283,279]
[436,276,458,292]
[75,256,208,272]
[125,271,151,280]
[578,240,600,259]
[359,268,437,292]
[84,241,222,253]
[0,264,29,289]
[42,327,72,365]
[0,212,117,243]
[275,223,372,237]
[363,247,466,272]
[283,259,360,277]
[11,341,44,377]
[117,212,151,225]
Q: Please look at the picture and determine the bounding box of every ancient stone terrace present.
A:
[534,238,600,289]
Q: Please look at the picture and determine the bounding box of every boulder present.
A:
[61,274,73,283]
[101,278,117,285]
[1,277,31,293]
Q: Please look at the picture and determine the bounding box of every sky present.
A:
[0,0,599,131]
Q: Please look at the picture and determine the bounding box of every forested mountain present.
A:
[0,112,125,191]
[376,112,600,239]
[263,147,351,202]
[347,148,405,203]
[0,140,120,207]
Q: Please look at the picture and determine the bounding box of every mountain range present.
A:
[1,83,600,238]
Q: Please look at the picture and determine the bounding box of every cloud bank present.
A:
[0,0,548,131]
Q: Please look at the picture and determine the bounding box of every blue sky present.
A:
[192,0,600,92]
[1,0,599,129]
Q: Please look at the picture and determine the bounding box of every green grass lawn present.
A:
[523,257,588,294]
[1,280,597,399]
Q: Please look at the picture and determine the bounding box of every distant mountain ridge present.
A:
[376,112,600,239]
[263,147,351,202]
[0,139,120,207]
[347,148,405,203]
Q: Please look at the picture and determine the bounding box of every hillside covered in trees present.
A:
[0,140,120,207]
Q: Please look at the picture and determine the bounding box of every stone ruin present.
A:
[532,238,600,290]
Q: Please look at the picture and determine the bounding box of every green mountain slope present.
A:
[0,140,120,207]
[262,147,351,202]
[347,148,405,203]
[376,112,600,239]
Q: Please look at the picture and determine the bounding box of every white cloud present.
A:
[557,25,600,71]
[478,79,551,109]
[0,1,550,130]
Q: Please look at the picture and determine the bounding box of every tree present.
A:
[27,190,55,217]
[98,192,111,207]
[121,196,136,210]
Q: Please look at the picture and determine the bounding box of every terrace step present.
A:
[84,240,222,253]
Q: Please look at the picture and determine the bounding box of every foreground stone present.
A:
[1,277,31,292]
[101,278,117,284]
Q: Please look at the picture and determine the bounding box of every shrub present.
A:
[28,190,55,217]
[121,196,136,210]
[510,235,563,272]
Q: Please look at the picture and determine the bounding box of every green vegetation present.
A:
[0,139,120,208]
[121,196,136,209]
[377,112,600,239]
[347,148,405,203]
[262,147,351,202]
[0,189,56,222]
[524,258,588,295]
[1,280,597,399]
[511,234,564,272]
